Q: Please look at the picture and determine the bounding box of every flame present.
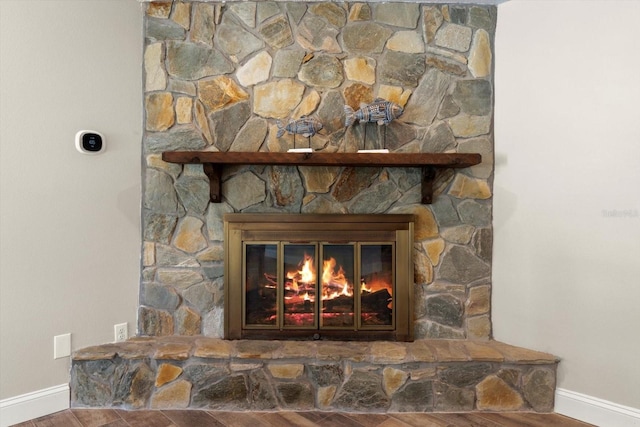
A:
[322,257,352,300]
[286,253,316,294]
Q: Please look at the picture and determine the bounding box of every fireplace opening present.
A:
[225,214,414,341]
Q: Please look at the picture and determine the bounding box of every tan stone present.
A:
[156,269,203,288]
[386,31,425,54]
[407,340,436,362]
[429,340,469,362]
[426,46,467,64]
[254,79,305,119]
[378,85,411,107]
[194,338,233,358]
[467,315,492,340]
[175,97,192,124]
[147,2,171,18]
[237,51,272,87]
[196,245,224,262]
[176,306,201,336]
[118,341,155,360]
[146,154,182,177]
[476,376,524,411]
[153,343,192,360]
[413,250,433,284]
[344,57,376,85]
[409,367,436,380]
[348,3,370,21]
[317,385,337,408]
[173,216,207,253]
[463,341,504,362]
[172,2,191,29]
[468,29,492,78]
[72,345,117,361]
[292,91,321,119]
[144,43,166,92]
[143,242,155,267]
[195,100,213,144]
[371,342,407,363]
[383,367,408,396]
[424,238,445,266]
[490,341,559,364]
[268,363,304,379]
[230,362,263,371]
[423,6,443,44]
[151,379,192,409]
[466,285,491,316]
[344,83,374,111]
[281,341,317,358]
[299,166,340,193]
[391,205,438,241]
[317,342,367,362]
[198,76,249,112]
[448,175,491,200]
[441,225,475,244]
[156,363,183,387]
[145,93,174,132]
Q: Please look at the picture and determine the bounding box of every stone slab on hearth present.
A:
[71,337,558,413]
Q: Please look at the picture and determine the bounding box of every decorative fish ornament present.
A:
[344,98,404,127]
[277,117,324,138]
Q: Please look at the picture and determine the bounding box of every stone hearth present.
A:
[72,337,558,412]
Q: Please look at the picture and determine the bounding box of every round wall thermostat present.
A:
[75,130,105,155]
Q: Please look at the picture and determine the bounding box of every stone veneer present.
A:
[72,337,558,412]
[141,1,496,341]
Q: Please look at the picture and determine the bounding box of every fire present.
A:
[286,253,316,294]
[322,257,352,300]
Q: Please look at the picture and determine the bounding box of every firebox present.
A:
[224,214,414,341]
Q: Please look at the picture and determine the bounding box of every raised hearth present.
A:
[71,337,558,413]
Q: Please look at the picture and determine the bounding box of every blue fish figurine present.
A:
[344,98,404,127]
[276,117,324,138]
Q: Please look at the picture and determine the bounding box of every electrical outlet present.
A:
[114,323,128,342]
[54,333,71,359]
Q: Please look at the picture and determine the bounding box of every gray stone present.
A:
[175,176,210,215]
[217,16,263,62]
[438,363,493,387]
[143,212,177,244]
[273,49,305,78]
[317,90,346,134]
[142,283,180,310]
[297,15,341,53]
[113,362,154,408]
[390,380,433,412]
[167,79,196,96]
[222,171,266,210]
[301,195,347,214]
[469,6,496,32]
[156,244,199,267]
[298,55,344,89]
[374,3,419,29]
[421,121,456,153]
[146,17,186,41]
[431,195,460,228]
[257,2,281,23]
[385,121,417,151]
[449,7,468,25]
[343,22,392,54]
[458,136,493,179]
[285,3,307,24]
[229,3,256,28]
[435,24,472,52]
[206,202,235,241]
[333,370,390,411]
[71,361,115,406]
[438,95,461,119]
[144,169,180,215]
[415,319,465,340]
[184,364,229,390]
[348,180,400,214]
[472,227,493,263]
[426,294,464,327]
[308,364,344,387]
[145,126,208,153]
[423,6,443,44]
[310,3,347,27]
[379,51,426,87]
[438,245,490,284]
[249,370,278,410]
[192,4,215,46]
[166,41,234,80]
[457,199,491,227]
[332,167,379,203]
[229,118,268,152]
[402,69,451,127]
[138,306,174,336]
[183,282,216,313]
[523,368,555,412]
[269,166,304,211]
[453,79,492,116]
[276,382,314,409]
[434,381,475,411]
[388,168,421,192]
[209,101,251,152]
[156,269,203,288]
[192,375,249,409]
[447,114,491,138]
[202,307,224,337]
[260,15,294,49]
[203,264,224,280]
[175,305,201,335]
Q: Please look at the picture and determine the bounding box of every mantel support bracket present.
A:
[203,163,222,203]
[421,166,437,204]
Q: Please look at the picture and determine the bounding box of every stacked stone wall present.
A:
[141,2,496,340]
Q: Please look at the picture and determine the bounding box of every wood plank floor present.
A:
[11,409,595,427]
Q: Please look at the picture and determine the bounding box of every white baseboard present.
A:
[0,384,69,427]
[556,388,640,427]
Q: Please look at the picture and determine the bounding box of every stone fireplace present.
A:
[70,1,559,414]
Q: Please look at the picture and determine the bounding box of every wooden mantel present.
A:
[161,151,481,204]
